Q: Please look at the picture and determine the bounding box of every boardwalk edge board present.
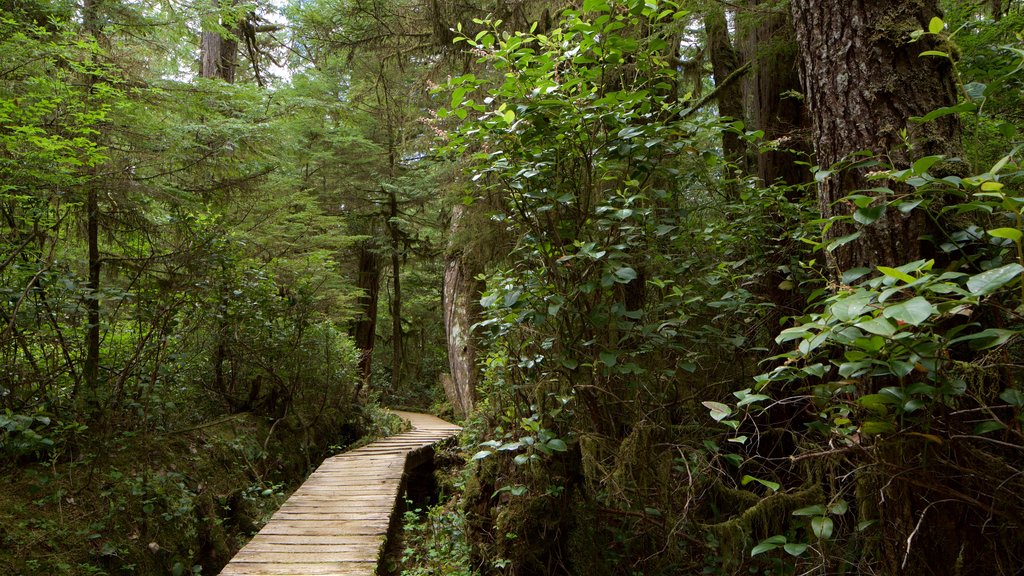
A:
[220,411,461,576]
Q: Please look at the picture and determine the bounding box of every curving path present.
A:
[219,411,461,576]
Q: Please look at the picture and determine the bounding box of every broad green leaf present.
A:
[471,450,493,461]
[854,205,886,225]
[827,231,862,252]
[966,263,1024,295]
[829,499,849,515]
[599,351,618,367]
[912,155,943,175]
[546,438,568,452]
[811,516,834,539]
[751,537,783,557]
[856,317,896,337]
[928,16,944,34]
[861,420,895,434]
[949,328,1017,350]
[702,401,731,422]
[612,266,638,283]
[793,504,827,516]
[988,227,1022,242]
[784,542,808,556]
[882,296,936,326]
[1000,388,1024,407]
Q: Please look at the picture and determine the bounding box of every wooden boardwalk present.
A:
[220,411,461,576]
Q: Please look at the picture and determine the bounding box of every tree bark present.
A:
[442,205,480,418]
[704,5,748,172]
[351,240,380,392]
[791,2,964,573]
[791,0,960,273]
[742,0,809,187]
[387,189,402,390]
[201,0,239,82]
[82,0,102,406]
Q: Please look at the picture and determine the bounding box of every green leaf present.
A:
[741,475,780,492]
[862,420,895,434]
[702,401,731,422]
[612,266,638,283]
[973,420,1006,435]
[920,50,949,57]
[471,450,493,461]
[751,535,786,557]
[599,351,618,367]
[988,227,1022,242]
[854,205,886,225]
[877,266,916,284]
[928,16,944,34]
[912,155,943,175]
[546,438,568,452]
[967,263,1024,295]
[827,231,862,252]
[784,543,808,557]
[1000,388,1024,407]
[793,504,827,516]
[856,317,896,337]
[811,516,834,539]
[949,328,1017,350]
[829,499,849,515]
[882,296,936,326]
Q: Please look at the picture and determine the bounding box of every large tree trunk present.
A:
[386,189,403,391]
[704,5,747,172]
[791,0,960,273]
[742,0,810,187]
[442,205,480,418]
[351,240,381,392]
[201,0,239,82]
[791,2,963,573]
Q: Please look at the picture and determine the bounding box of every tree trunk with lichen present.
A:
[791,0,960,274]
[442,205,479,418]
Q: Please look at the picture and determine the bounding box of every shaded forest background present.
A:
[1,0,1023,574]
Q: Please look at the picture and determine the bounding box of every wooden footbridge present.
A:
[220,411,461,576]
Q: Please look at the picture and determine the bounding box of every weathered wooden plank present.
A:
[220,562,375,575]
[219,410,460,576]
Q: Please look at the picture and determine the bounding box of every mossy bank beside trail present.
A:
[0,406,404,575]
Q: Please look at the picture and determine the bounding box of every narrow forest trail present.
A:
[219,411,461,576]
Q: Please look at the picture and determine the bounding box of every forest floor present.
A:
[0,410,386,576]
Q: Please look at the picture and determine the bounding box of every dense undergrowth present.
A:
[0,403,404,575]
